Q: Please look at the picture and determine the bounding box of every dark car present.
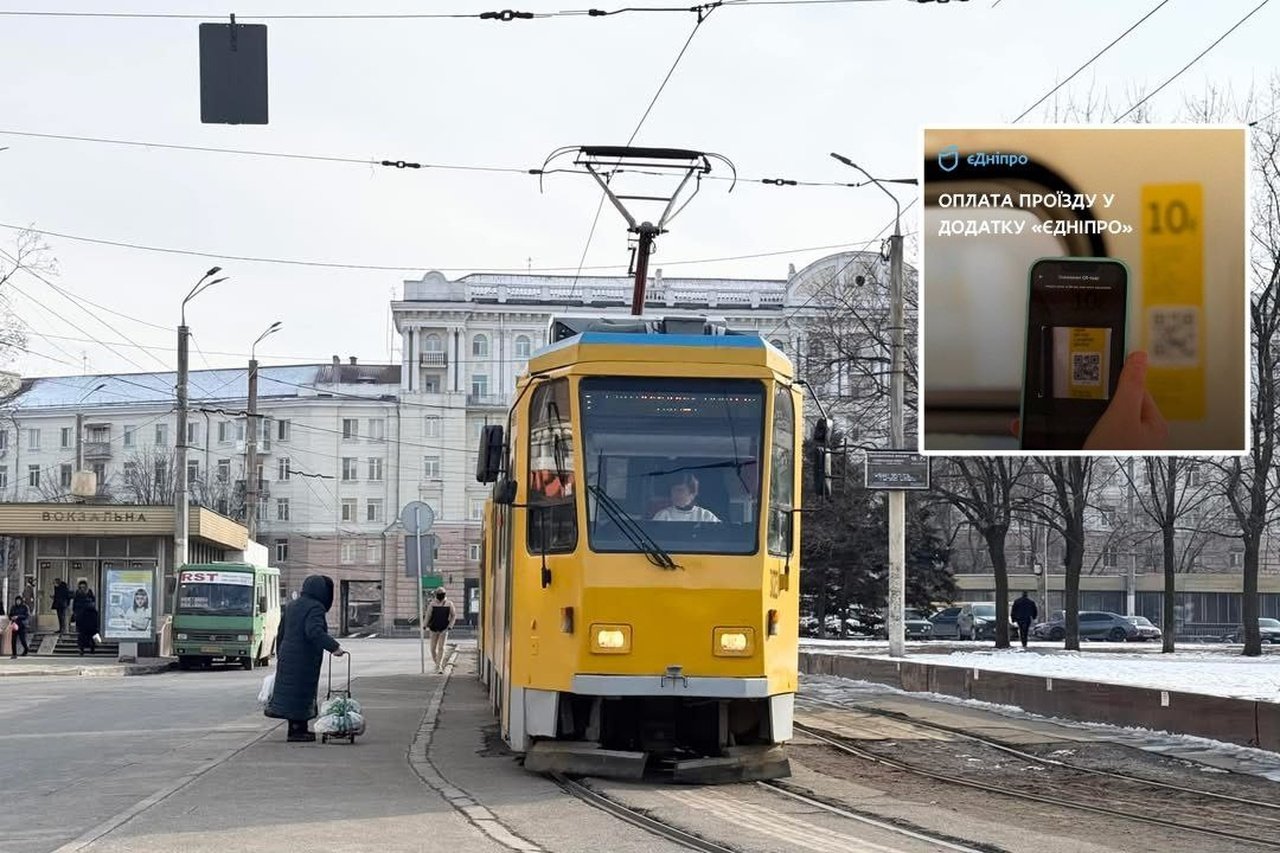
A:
[1125,615,1162,642]
[1230,618,1280,644]
[1032,611,1138,642]
[874,610,934,640]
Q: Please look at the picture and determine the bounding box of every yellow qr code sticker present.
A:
[1052,326,1110,400]
[1142,183,1204,420]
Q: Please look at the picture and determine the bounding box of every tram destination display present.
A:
[864,452,931,490]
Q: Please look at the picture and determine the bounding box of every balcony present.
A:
[467,393,508,409]
[83,442,113,460]
[420,351,447,368]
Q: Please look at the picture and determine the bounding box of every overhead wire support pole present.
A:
[830,152,916,659]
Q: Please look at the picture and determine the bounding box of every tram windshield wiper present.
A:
[587,483,679,570]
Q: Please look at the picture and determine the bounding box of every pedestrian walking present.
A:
[76,597,100,655]
[7,596,30,658]
[51,579,71,635]
[266,574,345,742]
[426,588,456,673]
[1011,592,1038,648]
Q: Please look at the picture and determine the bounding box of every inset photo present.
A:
[920,126,1247,453]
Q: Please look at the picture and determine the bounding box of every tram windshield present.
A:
[580,376,765,555]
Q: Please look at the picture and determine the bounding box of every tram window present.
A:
[580,377,764,556]
[767,388,795,556]
[527,379,577,554]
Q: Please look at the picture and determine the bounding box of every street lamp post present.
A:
[175,267,227,573]
[830,153,916,659]
[245,321,282,542]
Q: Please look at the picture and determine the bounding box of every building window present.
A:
[277,498,290,521]
[424,416,441,439]
[28,465,40,487]
[155,423,169,447]
[278,457,291,481]
[514,335,532,359]
[472,333,490,358]
[368,419,385,441]
[367,499,383,523]
[470,420,484,446]
[341,499,357,522]
[154,460,168,485]
[123,460,137,482]
[366,540,382,564]
[469,498,484,520]
[367,457,383,481]
[423,456,441,479]
[1102,547,1118,569]
[187,422,199,445]
[424,333,444,353]
[342,419,359,440]
[342,457,359,481]
[217,459,231,482]
[1230,551,1243,568]
[340,541,355,565]
[0,466,7,490]
[60,464,72,489]
[471,374,489,397]
[91,462,105,485]
[468,543,481,561]
[188,460,199,483]
[422,377,439,393]
[218,421,231,444]
[26,429,39,451]
[60,427,72,449]
[0,430,7,451]
[122,426,135,447]
[277,419,291,442]
[275,538,289,562]
[1099,505,1118,527]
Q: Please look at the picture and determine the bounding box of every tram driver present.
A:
[652,473,721,524]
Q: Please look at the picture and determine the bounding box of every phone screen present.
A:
[1020,258,1128,450]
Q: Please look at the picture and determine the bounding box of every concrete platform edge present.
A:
[800,651,1279,752]
[0,659,175,678]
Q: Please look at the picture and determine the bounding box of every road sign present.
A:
[865,451,931,490]
[400,501,435,534]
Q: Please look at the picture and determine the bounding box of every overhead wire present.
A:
[1115,0,1274,122]
[1012,0,1172,123]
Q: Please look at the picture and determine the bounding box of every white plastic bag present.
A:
[257,672,275,706]
[314,711,365,736]
[320,696,362,716]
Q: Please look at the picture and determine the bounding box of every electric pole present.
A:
[246,322,282,545]
[830,153,916,659]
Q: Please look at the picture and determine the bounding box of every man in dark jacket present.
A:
[266,574,344,742]
[52,579,71,635]
[1011,592,1038,648]
[8,596,31,657]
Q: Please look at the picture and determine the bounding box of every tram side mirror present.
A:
[493,477,517,506]
[810,446,833,499]
[811,417,834,446]
[476,425,505,483]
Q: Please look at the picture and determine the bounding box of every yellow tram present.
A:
[475,315,808,782]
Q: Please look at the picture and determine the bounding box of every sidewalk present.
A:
[0,655,174,678]
[65,667,509,853]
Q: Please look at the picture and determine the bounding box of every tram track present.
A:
[792,718,1280,850]
[801,695,1280,813]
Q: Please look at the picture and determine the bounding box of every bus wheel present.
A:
[241,656,254,671]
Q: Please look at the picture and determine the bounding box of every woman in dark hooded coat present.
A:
[266,574,344,742]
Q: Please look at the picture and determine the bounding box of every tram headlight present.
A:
[713,627,754,656]
[590,624,631,654]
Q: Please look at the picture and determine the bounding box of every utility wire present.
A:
[1013,0,1172,123]
[1116,0,1273,122]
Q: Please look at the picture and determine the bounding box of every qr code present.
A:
[1072,352,1102,386]
[1149,306,1199,367]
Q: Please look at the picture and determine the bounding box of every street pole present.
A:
[245,357,259,540]
[416,507,425,675]
[830,153,913,659]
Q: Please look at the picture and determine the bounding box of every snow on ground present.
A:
[799,640,1280,702]
[800,674,1280,782]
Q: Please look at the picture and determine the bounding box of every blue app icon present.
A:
[938,144,959,173]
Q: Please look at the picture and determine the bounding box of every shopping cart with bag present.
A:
[313,652,364,744]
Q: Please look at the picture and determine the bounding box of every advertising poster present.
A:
[103,566,155,641]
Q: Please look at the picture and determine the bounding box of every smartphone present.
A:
[1019,257,1128,450]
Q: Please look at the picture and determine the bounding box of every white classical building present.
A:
[1,251,899,632]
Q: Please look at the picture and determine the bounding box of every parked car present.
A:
[929,603,1013,640]
[929,605,965,639]
[1125,615,1163,641]
[874,609,934,640]
[1032,611,1139,642]
[1229,618,1280,644]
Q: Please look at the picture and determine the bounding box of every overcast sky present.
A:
[1,0,1275,379]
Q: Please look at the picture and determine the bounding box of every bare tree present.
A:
[1025,459,1101,650]
[0,229,54,364]
[931,458,1032,648]
[120,447,176,505]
